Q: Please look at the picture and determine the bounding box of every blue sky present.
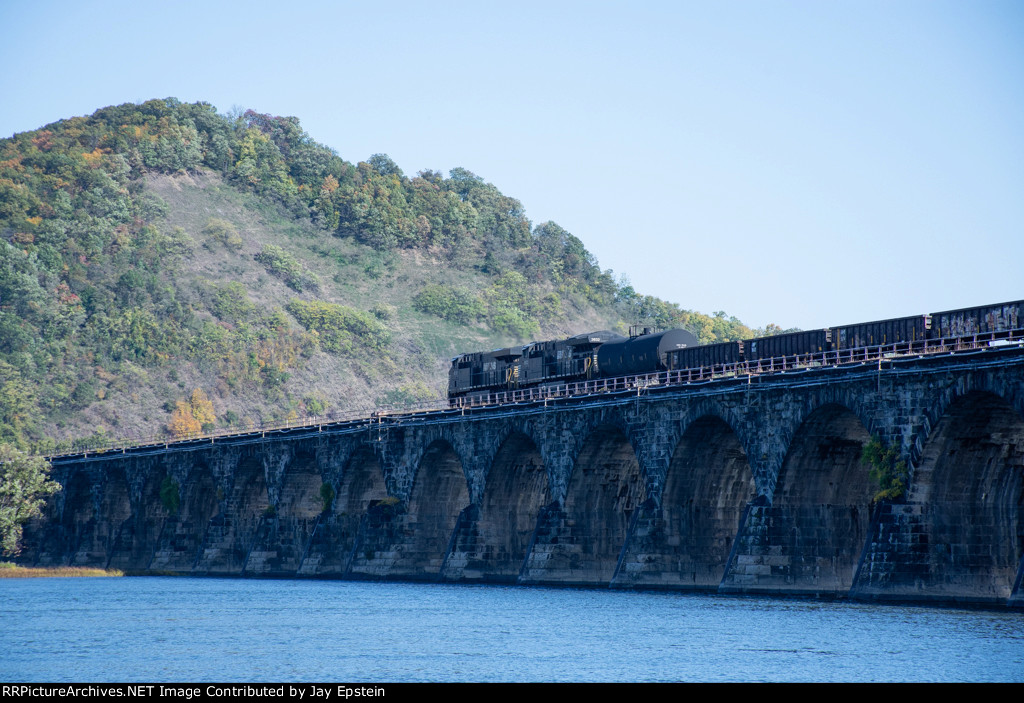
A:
[2,0,1022,330]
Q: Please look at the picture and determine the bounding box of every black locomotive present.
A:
[448,327,698,400]
[447,299,1023,401]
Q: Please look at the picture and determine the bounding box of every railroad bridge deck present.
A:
[20,343,1024,608]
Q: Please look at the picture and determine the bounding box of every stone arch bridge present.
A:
[22,346,1024,608]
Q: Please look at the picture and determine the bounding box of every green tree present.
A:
[0,361,40,448]
[0,444,61,556]
[861,436,910,502]
[367,153,403,178]
[320,482,335,513]
[412,284,485,324]
[160,476,181,514]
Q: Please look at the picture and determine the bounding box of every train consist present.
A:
[448,299,1023,400]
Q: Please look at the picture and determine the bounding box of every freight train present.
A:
[448,300,1023,401]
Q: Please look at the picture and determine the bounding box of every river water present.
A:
[1,577,1021,682]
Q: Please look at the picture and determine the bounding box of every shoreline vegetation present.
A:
[0,562,123,578]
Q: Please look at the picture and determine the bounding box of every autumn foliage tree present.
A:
[168,389,216,438]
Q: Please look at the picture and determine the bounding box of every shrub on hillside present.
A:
[202,218,243,250]
[286,300,390,356]
[255,245,319,292]
[210,282,256,322]
[412,284,484,324]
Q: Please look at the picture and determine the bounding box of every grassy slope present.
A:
[46,169,624,444]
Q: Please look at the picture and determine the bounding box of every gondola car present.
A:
[833,314,930,350]
[929,300,1024,339]
[743,329,831,362]
[668,339,744,370]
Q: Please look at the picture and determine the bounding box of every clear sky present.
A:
[2,0,1021,330]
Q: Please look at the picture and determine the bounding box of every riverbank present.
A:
[0,563,123,578]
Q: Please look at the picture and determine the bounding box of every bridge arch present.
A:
[292,446,389,576]
[661,414,757,587]
[230,452,271,521]
[908,389,1024,599]
[240,447,324,574]
[182,460,218,527]
[49,470,94,566]
[773,402,874,505]
[150,459,218,572]
[473,431,550,580]
[777,389,877,467]
[396,426,468,496]
[140,464,171,520]
[671,399,749,449]
[767,402,874,592]
[560,408,646,483]
[192,450,271,573]
[911,374,1024,467]
[406,438,472,575]
[676,395,816,499]
[278,448,322,520]
[484,423,552,496]
[561,422,646,582]
[77,465,132,568]
[108,463,172,570]
[333,446,390,562]
[336,446,389,519]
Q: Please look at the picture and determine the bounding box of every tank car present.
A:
[595,328,699,377]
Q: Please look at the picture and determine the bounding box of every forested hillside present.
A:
[0,98,755,453]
